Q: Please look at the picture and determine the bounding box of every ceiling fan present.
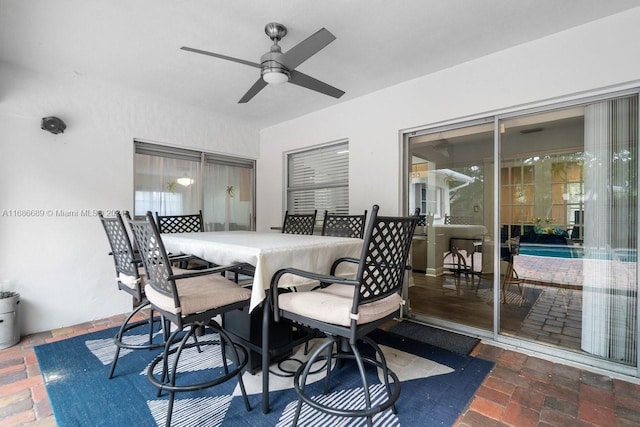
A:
[181,23,345,103]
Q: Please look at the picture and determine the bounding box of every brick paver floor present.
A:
[1,313,640,426]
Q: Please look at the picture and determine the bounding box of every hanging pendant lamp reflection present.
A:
[177,174,194,187]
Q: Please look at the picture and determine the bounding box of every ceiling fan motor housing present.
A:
[264,22,287,41]
[261,46,290,81]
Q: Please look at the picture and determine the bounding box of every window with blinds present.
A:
[286,141,349,215]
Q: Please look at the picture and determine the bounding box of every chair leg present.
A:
[363,336,398,415]
[108,301,157,379]
[148,307,155,345]
[147,320,251,425]
[168,326,196,388]
[157,328,182,397]
[216,325,251,412]
[292,335,401,425]
[323,338,337,394]
[108,346,122,380]
[350,343,374,427]
[292,338,336,426]
[164,327,195,427]
[165,391,175,427]
[501,261,514,303]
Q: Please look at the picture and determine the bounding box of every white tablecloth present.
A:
[162,231,363,312]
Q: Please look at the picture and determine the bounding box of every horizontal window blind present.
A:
[287,141,349,215]
[204,153,255,168]
[135,141,255,168]
[134,141,202,162]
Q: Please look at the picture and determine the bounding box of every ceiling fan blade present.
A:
[289,70,345,99]
[238,78,268,103]
[280,28,336,70]
[180,46,261,68]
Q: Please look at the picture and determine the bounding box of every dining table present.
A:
[161,230,365,412]
[162,231,364,312]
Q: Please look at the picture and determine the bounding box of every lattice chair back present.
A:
[282,210,317,235]
[99,210,170,380]
[128,211,252,425]
[412,208,427,227]
[155,210,204,233]
[444,214,473,225]
[266,204,418,421]
[128,212,179,309]
[321,210,367,238]
[99,211,142,300]
[354,205,418,307]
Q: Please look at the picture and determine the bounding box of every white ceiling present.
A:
[1,0,639,128]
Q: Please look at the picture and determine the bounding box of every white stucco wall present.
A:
[0,64,259,334]
[3,7,640,335]
[257,8,640,231]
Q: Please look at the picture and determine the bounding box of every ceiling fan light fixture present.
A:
[262,68,289,84]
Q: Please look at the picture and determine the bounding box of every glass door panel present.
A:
[202,163,254,232]
[499,94,638,366]
[407,122,495,332]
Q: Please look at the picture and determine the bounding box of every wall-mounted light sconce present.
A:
[41,116,67,134]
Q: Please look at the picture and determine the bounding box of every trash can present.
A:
[0,292,20,350]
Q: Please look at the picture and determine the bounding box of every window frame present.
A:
[133,140,256,229]
[285,139,349,216]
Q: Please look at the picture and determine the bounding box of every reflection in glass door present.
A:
[499,94,638,367]
[407,122,495,332]
[134,142,255,230]
[203,161,254,232]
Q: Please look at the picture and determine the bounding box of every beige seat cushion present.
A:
[118,267,146,290]
[278,284,403,327]
[119,266,191,290]
[145,274,250,316]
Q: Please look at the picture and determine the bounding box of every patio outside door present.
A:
[405,92,639,373]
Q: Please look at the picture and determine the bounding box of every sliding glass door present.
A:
[499,94,638,367]
[202,157,254,231]
[406,121,495,332]
[405,91,639,372]
[134,141,255,230]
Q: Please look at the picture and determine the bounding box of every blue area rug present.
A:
[35,325,493,426]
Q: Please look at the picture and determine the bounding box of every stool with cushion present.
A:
[98,211,166,379]
[128,211,252,427]
[265,205,418,425]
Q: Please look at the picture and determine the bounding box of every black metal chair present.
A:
[265,205,418,425]
[444,214,474,225]
[155,210,205,233]
[443,237,484,291]
[128,212,252,427]
[98,211,166,379]
[155,210,214,269]
[501,237,524,304]
[412,207,426,227]
[321,210,367,238]
[282,210,317,235]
